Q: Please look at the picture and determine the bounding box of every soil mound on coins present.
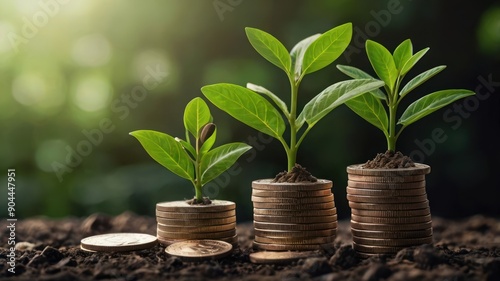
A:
[187,197,212,205]
[363,150,415,169]
[273,163,318,183]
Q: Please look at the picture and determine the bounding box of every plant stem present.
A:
[287,77,299,171]
[194,137,203,202]
[387,90,397,152]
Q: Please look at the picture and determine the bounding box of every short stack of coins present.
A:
[155,200,237,246]
[346,164,433,257]
[251,179,337,251]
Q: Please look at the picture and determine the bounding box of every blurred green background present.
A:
[1,0,499,221]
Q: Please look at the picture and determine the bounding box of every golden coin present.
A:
[253,241,333,251]
[347,187,426,196]
[351,209,430,217]
[347,194,428,204]
[353,236,433,246]
[156,209,235,219]
[351,228,433,239]
[253,201,335,210]
[252,179,332,191]
[347,180,426,190]
[156,216,236,226]
[157,228,236,240]
[80,233,157,252]
[255,235,335,245]
[165,240,232,261]
[352,242,404,254]
[251,194,333,204]
[249,251,320,264]
[157,234,238,246]
[254,221,337,231]
[356,252,393,259]
[350,220,432,231]
[348,201,429,211]
[253,208,337,217]
[254,228,336,238]
[347,163,431,176]
[157,222,236,233]
[347,174,426,183]
[156,200,235,213]
[351,214,431,224]
[252,189,332,198]
[253,214,337,224]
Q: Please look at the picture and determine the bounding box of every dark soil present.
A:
[1,213,499,281]
[363,150,416,169]
[187,197,212,205]
[273,164,318,183]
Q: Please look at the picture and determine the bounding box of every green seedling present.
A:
[130,97,251,203]
[202,23,384,172]
[337,39,475,152]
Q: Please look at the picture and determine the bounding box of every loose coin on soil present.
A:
[347,164,431,176]
[156,200,235,213]
[352,242,406,254]
[252,179,332,191]
[251,194,333,204]
[156,216,236,226]
[253,241,333,251]
[253,214,337,224]
[157,228,236,240]
[351,228,433,239]
[165,240,232,261]
[252,189,332,198]
[350,220,433,231]
[351,208,430,217]
[346,187,426,196]
[156,209,235,219]
[352,236,433,246]
[347,180,426,190]
[158,234,238,247]
[253,221,337,231]
[255,235,336,245]
[249,251,321,264]
[348,201,429,211]
[253,201,335,210]
[253,208,337,217]
[157,222,236,233]
[254,228,337,238]
[347,194,428,204]
[80,233,157,252]
[347,174,426,183]
[351,214,431,224]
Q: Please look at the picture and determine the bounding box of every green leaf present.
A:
[299,79,385,126]
[290,33,320,79]
[199,127,217,157]
[130,130,194,180]
[245,27,291,74]
[200,143,252,185]
[183,97,211,138]
[175,137,196,160]
[398,89,475,126]
[301,23,352,75]
[393,39,413,71]
[399,66,446,99]
[366,40,398,92]
[336,65,386,100]
[202,83,286,139]
[346,93,388,134]
[400,47,430,76]
[247,83,289,117]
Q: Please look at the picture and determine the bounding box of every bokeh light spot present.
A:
[72,34,112,67]
[12,73,47,106]
[73,75,112,112]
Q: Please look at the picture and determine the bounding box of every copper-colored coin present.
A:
[157,222,236,233]
[254,221,337,231]
[252,189,332,198]
[249,251,320,264]
[80,233,157,252]
[254,228,336,238]
[347,180,426,190]
[347,187,426,196]
[351,208,430,217]
[351,228,433,239]
[352,242,405,254]
[347,194,428,204]
[253,241,333,251]
[156,216,236,226]
[251,194,333,204]
[156,200,235,213]
[252,179,332,191]
[253,201,335,210]
[165,240,232,261]
[253,208,337,217]
[350,220,432,231]
[253,214,337,224]
[156,209,235,219]
[157,228,236,240]
[157,234,238,246]
[353,236,433,246]
[347,174,426,183]
[347,164,431,176]
[255,235,335,245]
[351,214,431,224]
[348,201,429,211]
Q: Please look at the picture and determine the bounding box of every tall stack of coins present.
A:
[155,200,237,246]
[252,179,337,251]
[346,164,433,257]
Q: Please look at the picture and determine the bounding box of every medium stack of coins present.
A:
[346,164,433,257]
[252,179,337,251]
[155,200,237,246]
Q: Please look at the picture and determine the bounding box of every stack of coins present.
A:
[252,179,337,251]
[346,164,433,257]
[155,200,237,246]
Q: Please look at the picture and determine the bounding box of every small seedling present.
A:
[202,23,384,174]
[130,97,251,203]
[337,39,475,152]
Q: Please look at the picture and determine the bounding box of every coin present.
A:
[348,174,426,183]
[254,228,336,238]
[156,216,236,226]
[347,164,431,176]
[347,194,428,204]
[80,233,157,252]
[347,180,426,190]
[346,187,426,196]
[351,214,431,224]
[253,214,337,224]
[157,228,236,240]
[252,179,332,191]
[253,241,333,251]
[165,240,232,261]
[255,235,335,245]
[253,201,335,210]
[251,194,333,204]
[352,243,405,254]
[351,209,430,217]
[348,201,429,211]
[353,235,433,246]
[252,189,332,198]
[350,220,432,231]
[156,200,235,213]
[157,234,238,246]
[157,222,236,233]
[351,228,433,239]
[249,251,320,264]
[253,208,337,217]
[156,209,235,219]
[356,251,393,259]
[254,221,337,231]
